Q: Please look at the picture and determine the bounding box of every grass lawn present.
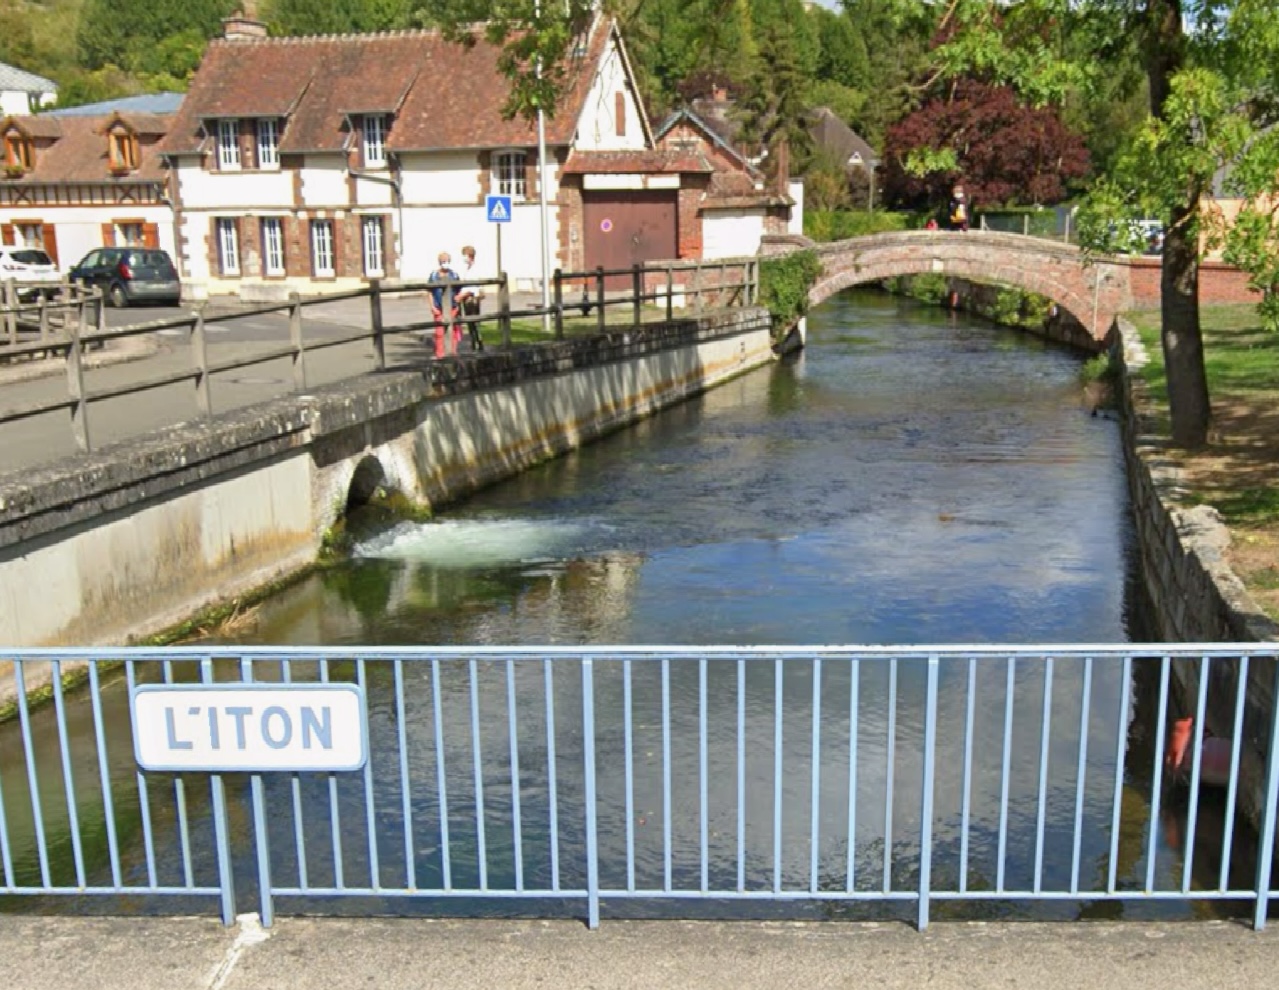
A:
[1127,304,1279,619]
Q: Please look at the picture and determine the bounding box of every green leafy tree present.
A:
[812,6,869,92]
[77,0,240,75]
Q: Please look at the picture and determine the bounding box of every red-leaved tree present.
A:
[882,80,1090,210]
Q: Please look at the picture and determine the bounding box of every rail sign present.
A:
[131,683,368,772]
[485,194,512,223]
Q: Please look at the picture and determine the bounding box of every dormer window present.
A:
[362,115,386,168]
[4,133,33,174]
[217,119,240,171]
[108,129,139,174]
[257,119,279,169]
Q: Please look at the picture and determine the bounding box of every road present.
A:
[0,291,469,474]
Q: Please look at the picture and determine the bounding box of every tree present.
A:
[77,0,240,75]
[882,80,1090,210]
[812,6,870,92]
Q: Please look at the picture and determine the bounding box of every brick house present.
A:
[0,108,175,271]
[161,12,789,300]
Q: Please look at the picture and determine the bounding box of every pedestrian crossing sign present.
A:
[486,195,512,223]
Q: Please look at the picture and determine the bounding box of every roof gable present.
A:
[810,108,878,167]
[655,108,758,175]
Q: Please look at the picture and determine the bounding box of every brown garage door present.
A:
[582,191,678,288]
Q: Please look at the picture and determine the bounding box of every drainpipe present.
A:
[348,165,404,278]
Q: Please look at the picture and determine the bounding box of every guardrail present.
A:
[0,258,758,455]
[0,646,1275,929]
[0,278,103,351]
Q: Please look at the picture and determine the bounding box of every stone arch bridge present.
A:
[763,230,1256,344]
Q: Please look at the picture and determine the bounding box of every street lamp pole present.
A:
[535,1,552,333]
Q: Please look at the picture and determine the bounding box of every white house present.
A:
[160,13,785,299]
[0,61,57,117]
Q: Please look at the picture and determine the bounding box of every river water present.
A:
[5,289,1240,921]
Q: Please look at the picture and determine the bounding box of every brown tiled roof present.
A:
[561,149,712,174]
[5,116,62,139]
[0,114,168,183]
[809,107,878,167]
[160,18,621,156]
[111,113,170,136]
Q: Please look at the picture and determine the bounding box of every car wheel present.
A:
[109,283,128,308]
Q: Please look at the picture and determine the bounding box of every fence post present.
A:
[596,266,606,334]
[632,264,642,327]
[918,655,939,931]
[3,278,15,346]
[553,268,564,339]
[582,657,600,930]
[1023,214,1030,237]
[369,278,386,371]
[665,265,674,321]
[37,291,48,344]
[1253,659,1279,930]
[693,261,703,312]
[289,291,307,389]
[67,294,90,453]
[192,303,211,417]
[498,272,512,348]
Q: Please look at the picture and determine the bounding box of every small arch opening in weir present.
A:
[345,455,388,513]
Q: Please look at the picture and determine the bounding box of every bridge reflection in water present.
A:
[0,649,1276,929]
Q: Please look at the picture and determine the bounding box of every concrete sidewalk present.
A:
[4,915,1277,990]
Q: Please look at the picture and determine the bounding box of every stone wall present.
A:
[1115,317,1278,832]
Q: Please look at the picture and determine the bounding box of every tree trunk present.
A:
[1147,0,1211,448]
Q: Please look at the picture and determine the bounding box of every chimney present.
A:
[223,5,267,41]
[711,84,728,103]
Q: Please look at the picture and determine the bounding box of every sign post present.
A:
[486,194,512,278]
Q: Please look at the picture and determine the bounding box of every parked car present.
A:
[0,245,62,300]
[68,247,181,307]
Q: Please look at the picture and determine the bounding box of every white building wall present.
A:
[177,165,295,210]
[703,211,765,260]
[573,43,647,152]
[788,180,805,237]
[300,158,349,207]
[398,152,481,204]
[0,202,176,271]
[0,88,53,116]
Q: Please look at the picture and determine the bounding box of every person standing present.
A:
[428,251,462,358]
[455,245,484,351]
[949,185,969,232]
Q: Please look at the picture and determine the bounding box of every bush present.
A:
[759,250,822,331]
[805,209,913,242]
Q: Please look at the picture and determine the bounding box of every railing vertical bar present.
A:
[320,658,345,890]
[14,664,51,887]
[846,658,860,893]
[810,656,822,894]
[507,660,525,892]
[919,656,940,931]
[1252,655,1279,929]
[959,657,976,893]
[699,657,709,894]
[1033,657,1054,894]
[1144,656,1172,894]
[163,659,195,890]
[469,658,488,891]
[996,656,1015,892]
[282,660,309,891]
[240,657,274,926]
[662,657,672,893]
[883,658,897,894]
[201,657,235,924]
[394,659,416,891]
[1107,656,1133,894]
[88,662,122,888]
[1070,656,1094,895]
[544,659,560,892]
[50,659,86,888]
[774,656,784,895]
[1220,655,1250,892]
[737,657,746,893]
[0,697,13,886]
[358,658,380,892]
[1182,655,1212,893]
[623,659,635,893]
[124,661,158,889]
[583,658,601,929]
[431,658,452,889]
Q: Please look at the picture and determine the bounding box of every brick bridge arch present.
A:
[786,231,1136,343]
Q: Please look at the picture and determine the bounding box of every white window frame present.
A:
[257,119,279,170]
[216,218,240,276]
[261,217,285,276]
[15,222,43,248]
[311,220,334,278]
[114,222,144,247]
[494,150,527,201]
[361,216,385,277]
[362,115,387,168]
[217,119,241,171]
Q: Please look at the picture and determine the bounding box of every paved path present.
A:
[2,916,1276,990]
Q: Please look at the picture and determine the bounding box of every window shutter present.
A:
[41,224,58,266]
[478,150,491,199]
[101,223,115,247]
[142,223,159,249]
[524,149,536,199]
[615,92,626,137]
[0,223,13,246]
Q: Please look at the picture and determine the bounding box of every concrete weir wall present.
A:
[0,309,774,649]
[1115,318,1278,832]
